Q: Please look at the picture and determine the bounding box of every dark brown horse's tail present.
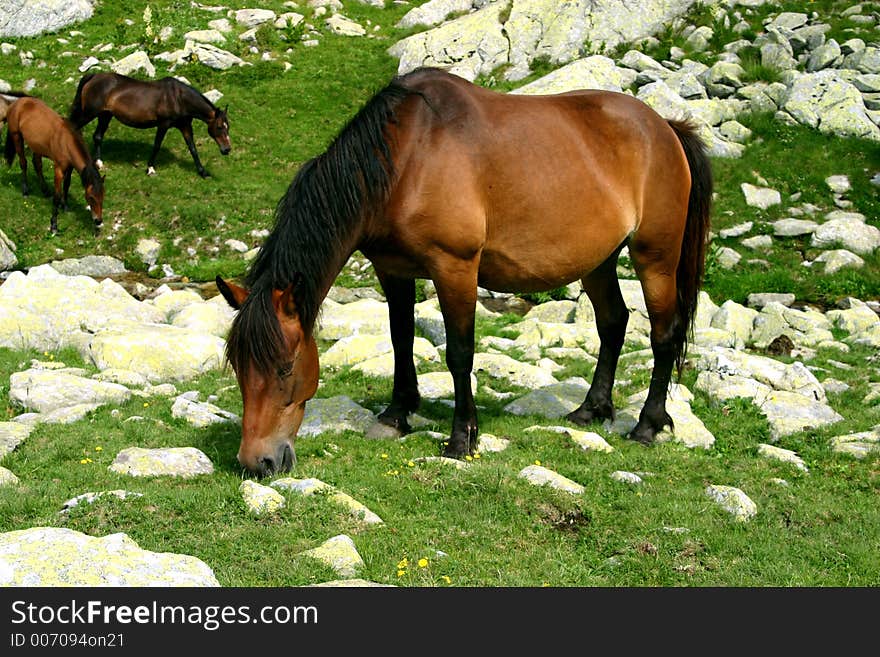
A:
[69,73,96,126]
[668,119,713,375]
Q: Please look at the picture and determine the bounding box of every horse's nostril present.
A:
[258,456,275,476]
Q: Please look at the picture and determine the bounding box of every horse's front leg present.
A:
[178,121,208,177]
[433,261,480,458]
[374,271,420,435]
[147,124,169,176]
[50,167,64,235]
[32,154,50,196]
[92,112,112,169]
[62,169,72,211]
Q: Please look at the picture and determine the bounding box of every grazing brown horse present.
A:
[217,67,712,477]
[69,72,230,177]
[5,96,105,234]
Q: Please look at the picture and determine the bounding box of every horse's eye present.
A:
[277,363,293,379]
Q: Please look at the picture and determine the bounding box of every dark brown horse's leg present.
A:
[567,249,628,426]
[147,124,169,176]
[32,153,50,196]
[178,120,208,177]
[433,267,479,458]
[375,271,420,434]
[92,112,112,167]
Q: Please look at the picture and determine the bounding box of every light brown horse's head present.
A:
[208,107,231,156]
[83,167,105,227]
[217,275,319,477]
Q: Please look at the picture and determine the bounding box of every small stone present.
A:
[298,534,364,578]
[757,443,809,472]
[240,480,286,516]
[705,485,757,521]
[109,447,214,477]
[610,471,643,485]
[518,465,585,495]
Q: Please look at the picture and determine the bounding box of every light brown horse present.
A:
[218,67,712,477]
[69,72,230,178]
[4,96,105,234]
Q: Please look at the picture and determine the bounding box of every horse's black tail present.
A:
[4,126,15,166]
[69,73,96,126]
[667,119,713,376]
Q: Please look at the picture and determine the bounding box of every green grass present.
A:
[0,1,879,587]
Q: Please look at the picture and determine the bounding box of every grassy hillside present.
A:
[0,1,878,587]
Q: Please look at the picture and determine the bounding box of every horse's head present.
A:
[209,106,231,156]
[217,275,319,477]
[84,170,105,227]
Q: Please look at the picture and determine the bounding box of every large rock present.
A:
[782,70,880,141]
[109,447,214,478]
[111,50,155,78]
[511,55,637,95]
[0,266,164,353]
[272,477,383,525]
[396,0,474,29]
[0,0,94,38]
[171,393,240,428]
[0,527,219,585]
[472,352,557,389]
[811,215,880,254]
[49,255,127,277]
[240,480,285,516]
[504,378,589,418]
[759,390,843,440]
[10,369,130,414]
[316,298,390,340]
[298,396,376,437]
[89,325,226,383]
[390,0,700,82]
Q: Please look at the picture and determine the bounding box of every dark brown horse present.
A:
[69,72,230,177]
[217,67,712,477]
[5,96,105,234]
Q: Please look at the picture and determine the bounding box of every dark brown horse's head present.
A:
[217,276,319,477]
[208,107,231,156]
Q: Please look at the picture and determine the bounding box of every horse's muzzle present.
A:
[220,145,231,155]
[248,443,295,478]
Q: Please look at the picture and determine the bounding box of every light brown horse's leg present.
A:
[375,270,420,435]
[567,246,628,426]
[12,132,28,196]
[50,166,65,234]
[628,244,682,445]
[431,257,480,457]
[32,153,50,196]
[62,169,72,210]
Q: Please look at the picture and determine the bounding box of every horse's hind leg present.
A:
[627,240,684,445]
[32,153,50,196]
[11,132,28,196]
[375,271,420,435]
[567,247,628,426]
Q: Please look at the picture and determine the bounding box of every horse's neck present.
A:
[181,87,214,121]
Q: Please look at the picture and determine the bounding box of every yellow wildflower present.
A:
[143,402,149,408]
[397,570,406,577]
[534,460,541,466]
[381,453,388,459]
[440,575,451,585]
[465,455,473,461]
[474,453,481,459]
[95,446,103,452]
[407,460,415,467]
[397,558,408,569]
[418,558,428,568]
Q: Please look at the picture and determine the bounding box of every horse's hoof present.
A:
[199,170,211,178]
[146,166,156,176]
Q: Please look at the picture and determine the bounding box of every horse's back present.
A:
[379,69,690,291]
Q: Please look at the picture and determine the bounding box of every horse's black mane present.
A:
[226,75,413,376]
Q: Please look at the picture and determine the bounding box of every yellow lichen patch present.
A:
[298,534,364,578]
[0,527,219,586]
[240,480,286,516]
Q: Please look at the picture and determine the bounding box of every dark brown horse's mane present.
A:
[226,74,415,377]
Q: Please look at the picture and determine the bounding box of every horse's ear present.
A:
[216,276,249,310]
[274,273,303,319]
